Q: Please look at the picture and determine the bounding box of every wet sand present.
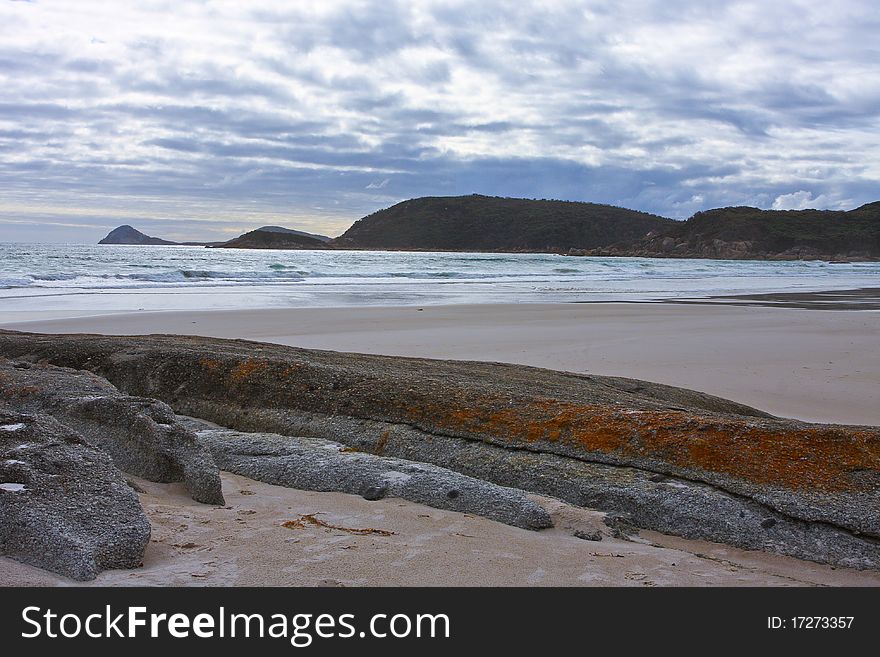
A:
[668,287,880,310]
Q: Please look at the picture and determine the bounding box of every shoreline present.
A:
[4,287,879,325]
[663,287,880,311]
[3,295,878,425]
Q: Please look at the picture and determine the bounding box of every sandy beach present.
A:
[5,300,878,425]
[3,296,879,586]
[3,471,877,587]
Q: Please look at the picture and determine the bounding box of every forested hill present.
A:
[585,203,880,260]
[333,195,671,252]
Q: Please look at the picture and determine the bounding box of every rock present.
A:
[315,579,345,587]
[573,529,603,541]
[0,409,150,580]
[125,477,147,493]
[361,485,388,501]
[1,331,878,568]
[603,513,638,539]
[199,428,552,530]
[0,359,223,505]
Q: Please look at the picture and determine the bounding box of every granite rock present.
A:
[0,409,150,580]
[0,359,223,504]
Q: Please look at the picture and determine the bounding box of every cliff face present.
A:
[577,204,880,261]
[333,195,671,251]
[98,225,177,245]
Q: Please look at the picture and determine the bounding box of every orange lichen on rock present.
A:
[373,430,392,456]
[407,396,880,492]
[198,357,222,372]
[0,373,40,400]
[229,359,269,384]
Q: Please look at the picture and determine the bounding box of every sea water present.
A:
[1,243,879,316]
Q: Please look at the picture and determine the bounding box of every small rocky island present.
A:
[98,225,177,245]
[2,330,878,580]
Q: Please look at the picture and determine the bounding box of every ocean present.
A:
[1,243,879,316]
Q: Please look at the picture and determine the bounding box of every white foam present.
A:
[3,243,880,313]
[0,483,26,492]
[3,459,26,466]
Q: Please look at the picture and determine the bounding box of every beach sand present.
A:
[4,301,878,425]
[3,298,878,586]
[2,471,877,587]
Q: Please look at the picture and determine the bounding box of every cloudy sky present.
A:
[1,0,878,242]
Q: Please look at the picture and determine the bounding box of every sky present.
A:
[0,0,878,243]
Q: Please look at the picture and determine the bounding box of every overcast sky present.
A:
[1,0,878,242]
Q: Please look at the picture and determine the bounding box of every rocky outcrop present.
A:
[99,225,177,245]
[0,360,223,504]
[1,331,878,567]
[201,427,551,530]
[200,411,880,568]
[0,409,150,580]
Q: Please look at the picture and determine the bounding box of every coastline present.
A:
[4,295,878,425]
[663,287,880,310]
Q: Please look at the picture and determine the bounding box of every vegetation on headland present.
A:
[210,228,329,250]
[586,202,880,261]
[333,194,669,252]
[98,196,880,261]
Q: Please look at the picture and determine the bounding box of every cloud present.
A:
[771,190,850,211]
[0,0,878,241]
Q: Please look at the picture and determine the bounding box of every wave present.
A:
[0,276,34,289]
[2,245,879,306]
[2,260,875,291]
[0,267,586,290]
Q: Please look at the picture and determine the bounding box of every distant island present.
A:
[98,224,223,247]
[99,225,177,246]
[211,225,331,250]
[98,195,880,260]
